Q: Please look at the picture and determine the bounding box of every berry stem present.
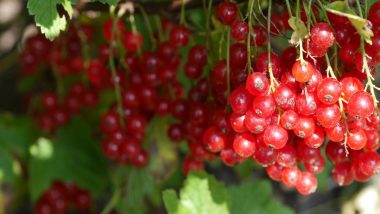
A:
[73,20,90,85]
[180,0,186,25]
[100,188,121,214]
[110,8,126,129]
[154,15,164,42]
[324,55,337,79]
[226,26,231,102]
[203,0,213,53]
[266,0,278,93]
[338,98,350,157]
[285,0,293,17]
[246,0,254,73]
[355,1,379,111]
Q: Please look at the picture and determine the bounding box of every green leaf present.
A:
[97,0,118,5]
[0,115,38,157]
[263,200,294,214]
[62,0,74,18]
[228,181,294,214]
[228,181,271,214]
[125,168,155,214]
[27,0,76,40]
[163,190,179,214]
[288,16,308,45]
[325,3,373,44]
[163,172,229,214]
[28,117,108,201]
[187,8,206,31]
[0,148,17,182]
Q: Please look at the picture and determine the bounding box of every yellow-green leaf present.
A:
[288,16,308,45]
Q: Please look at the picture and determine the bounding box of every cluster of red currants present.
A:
[34,181,92,214]
[182,1,380,195]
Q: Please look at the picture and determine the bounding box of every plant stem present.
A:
[246,0,254,73]
[110,9,126,129]
[226,26,231,102]
[180,0,186,25]
[266,0,277,92]
[285,0,293,17]
[100,188,122,214]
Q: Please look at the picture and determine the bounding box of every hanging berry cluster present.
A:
[19,0,380,199]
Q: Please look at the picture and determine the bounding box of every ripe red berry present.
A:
[231,21,249,41]
[122,31,143,52]
[273,83,296,110]
[310,22,335,49]
[291,60,314,83]
[245,72,270,96]
[347,91,375,118]
[276,145,296,167]
[251,95,276,118]
[316,104,341,128]
[347,128,367,150]
[229,86,253,114]
[293,116,315,138]
[215,2,237,25]
[304,126,325,148]
[341,77,364,101]
[296,171,318,195]
[332,161,353,186]
[169,25,190,47]
[233,133,256,158]
[203,126,227,153]
[230,112,248,133]
[280,110,299,130]
[281,166,301,188]
[316,78,342,105]
[266,163,284,181]
[263,125,288,149]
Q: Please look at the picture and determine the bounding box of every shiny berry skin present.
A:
[131,150,149,168]
[188,45,208,66]
[252,25,268,46]
[280,110,299,130]
[169,25,189,47]
[263,125,288,149]
[245,72,269,96]
[233,133,256,158]
[215,2,237,25]
[341,77,364,101]
[168,124,185,142]
[230,112,248,133]
[347,128,367,150]
[358,152,380,176]
[266,163,284,181]
[317,78,342,105]
[276,145,296,167]
[304,154,325,174]
[229,43,247,68]
[123,31,143,52]
[297,141,321,161]
[73,190,92,210]
[295,92,320,116]
[316,104,341,128]
[86,60,108,86]
[347,91,375,118]
[369,2,380,27]
[291,61,314,83]
[281,166,301,188]
[229,86,253,114]
[310,22,335,49]
[125,114,147,134]
[325,141,348,164]
[304,126,325,148]
[325,121,346,142]
[274,83,296,110]
[332,161,353,186]
[255,52,282,77]
[231,21,248,41]
[254,145,278,166]
[339,43,357,64]
[41,92,58,111]
[296,171,318,195]
[203,126,227,153]
[293,116,315,138]
[183,156,204,174]
[171,99,188,121]
[102,139,120,160]
[155,98,170,115]
[251,95,276,118]
[303,68,323,93]
[221,148,243,166]
[244,109,271,134]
